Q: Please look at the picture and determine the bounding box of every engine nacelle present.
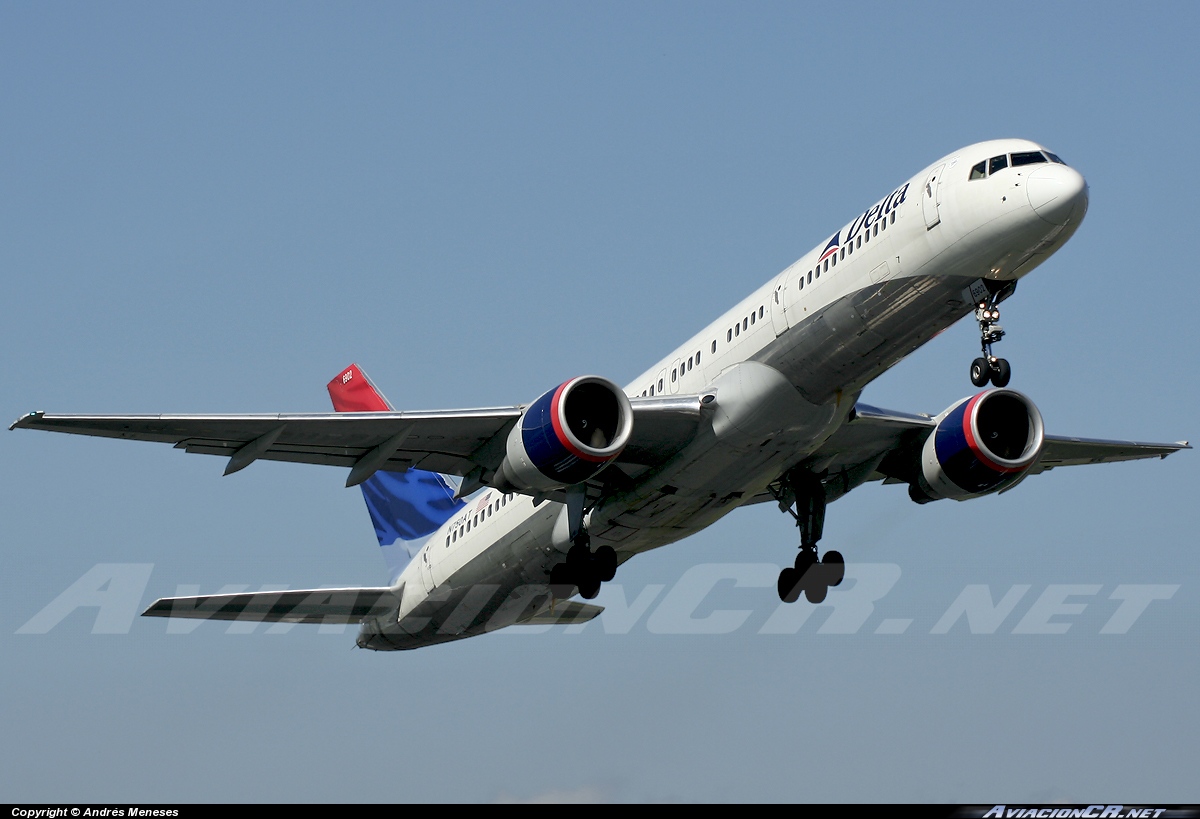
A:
[911,389,1044,503]
[493,376,633,493]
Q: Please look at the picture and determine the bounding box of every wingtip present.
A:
[141,599,168,617]
[1163,441,1191,458]
[9,411,45,431]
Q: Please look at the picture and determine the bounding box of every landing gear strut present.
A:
[549,487,618,601]
[771,471,845,604]
[970,294,1012,388]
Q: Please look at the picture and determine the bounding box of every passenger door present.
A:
[770,272,789,337]
[419,549,436,593]
[922,163,946,229]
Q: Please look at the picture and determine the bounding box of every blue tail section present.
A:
[363,469,465,582]
[362,469,464,545]
[327,364,465,582]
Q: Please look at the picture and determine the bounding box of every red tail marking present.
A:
[327,364,391,412]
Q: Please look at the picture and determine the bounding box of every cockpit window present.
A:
[1011,151,1048,168]
[1045,152,1066,165]
[988,154,1009,175]
[969,161,987,181]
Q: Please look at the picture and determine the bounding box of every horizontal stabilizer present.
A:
[512,600,604,626]
[142,587,398,624]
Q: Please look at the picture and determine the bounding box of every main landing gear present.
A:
[549,535,617,601]
[771,471,845,604]
[970,297,1012,388]
[549,486,617,601]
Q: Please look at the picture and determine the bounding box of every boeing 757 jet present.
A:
[13,139,1188,649]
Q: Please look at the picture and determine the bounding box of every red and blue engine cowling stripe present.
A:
[521,381,610,485]
[933,393,1025,494]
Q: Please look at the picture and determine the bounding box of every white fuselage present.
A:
[359,138,1088,649]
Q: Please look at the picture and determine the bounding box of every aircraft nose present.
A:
[1026,163,1088,226]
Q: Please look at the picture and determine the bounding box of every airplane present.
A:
[11,138,1189,650]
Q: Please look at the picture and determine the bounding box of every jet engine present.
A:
[492,376,633,493]
[910,389,1044,503]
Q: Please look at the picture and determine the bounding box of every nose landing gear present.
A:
[970,298,1012,388]
[771,471,845,604]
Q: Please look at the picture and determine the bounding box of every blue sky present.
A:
[2,1,1198,803]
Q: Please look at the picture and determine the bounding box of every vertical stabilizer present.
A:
[328,364,465,582]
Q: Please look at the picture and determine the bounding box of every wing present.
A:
[1027,435,1189,474]
[9,394,703,492]
[742,401,1189,505]
[142,587,398,624]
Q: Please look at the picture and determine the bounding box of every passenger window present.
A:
[807,270,813,283]
[856,236,862,248]
[649,385,655,396]
[847,242,853,256]
[727,329,732,342]
[697,350,702,364]
[658,378,664,391]
[989,154,1008,175]
[743,318,748,330]
[823,259,829,272]
[880,217,886,231]
[890,211,895,224]
[1010,151,1047,168]
[873,223,878,236]
[672,368,677,382]
[864,229,869,243]
[734,324,739,337]
[839,248,845,260]
[831,254,837,267]
[711,340,717,353]
[799,278,804,290]
[758,307,764,319]
[749,313,755,325]
[970,161,987,180]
